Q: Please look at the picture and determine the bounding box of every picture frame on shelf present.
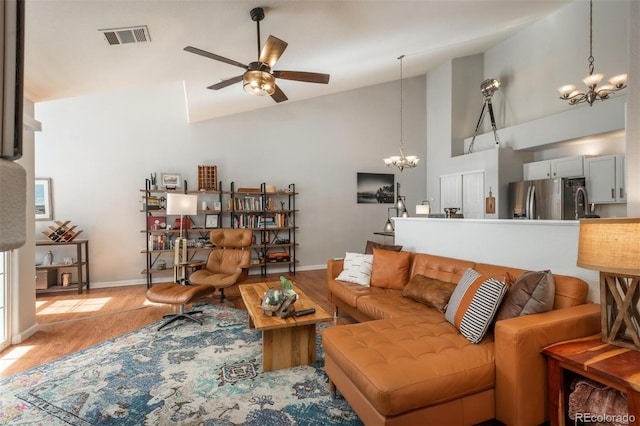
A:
[213,201,221,211]
[160,173,182,189]
[205,214,219,229]
[35,178,53,220]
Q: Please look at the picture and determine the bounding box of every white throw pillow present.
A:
[336,252,374,286]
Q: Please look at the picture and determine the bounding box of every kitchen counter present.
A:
[394,217,599,301]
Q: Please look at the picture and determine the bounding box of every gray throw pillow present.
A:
[495,270,555,321]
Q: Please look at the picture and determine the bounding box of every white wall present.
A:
[426,0,635,220]
[33,77,427,286]
[627,0,640,216]
[484,0,630,127]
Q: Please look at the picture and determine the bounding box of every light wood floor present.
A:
[0,269,355,380]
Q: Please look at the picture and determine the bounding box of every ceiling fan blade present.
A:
[259,36,288,68]
[271,85,288,103]
[273,70,330,84]
[184,46,248,69]
[207,75,244,90]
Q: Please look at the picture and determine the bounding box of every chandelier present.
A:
[558,0,627,106]
[384,55,419,172]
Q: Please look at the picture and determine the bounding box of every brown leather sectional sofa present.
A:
[322,251,601,426]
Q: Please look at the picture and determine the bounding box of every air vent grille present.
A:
[99,25,150,46]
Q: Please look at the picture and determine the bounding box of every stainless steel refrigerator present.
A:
[508,177,586,220]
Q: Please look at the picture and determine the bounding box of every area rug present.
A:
[0,304,362,425]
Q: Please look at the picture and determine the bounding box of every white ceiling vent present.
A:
[99,25,150,46]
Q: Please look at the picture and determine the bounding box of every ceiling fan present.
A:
[184,7,330,103]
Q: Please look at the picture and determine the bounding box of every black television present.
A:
[0,0,24,160]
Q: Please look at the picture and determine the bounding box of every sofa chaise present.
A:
[322,249,601,426]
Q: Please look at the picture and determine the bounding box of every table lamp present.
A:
[166,193,198,283]
[416,200,431,216]
[577,217,640,350]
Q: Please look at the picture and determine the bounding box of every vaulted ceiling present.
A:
[24,0,571,122]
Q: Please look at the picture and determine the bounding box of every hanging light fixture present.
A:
[384,55,419,172]
[558,0,627,106]
[243,64,276,96]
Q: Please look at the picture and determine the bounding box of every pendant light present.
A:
[558,0,627,106]
[383,55,419,172]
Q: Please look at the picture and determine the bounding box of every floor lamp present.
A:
[166,193,198,284]
[577,217,640,350]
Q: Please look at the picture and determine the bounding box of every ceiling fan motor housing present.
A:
[250,7,265,22]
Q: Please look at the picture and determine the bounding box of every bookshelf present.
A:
[140,180,298,286]
[229,182,298,276]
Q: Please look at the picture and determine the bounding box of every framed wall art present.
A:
[205,214,219,229]
[357,173,394,204]
[160,173,182,189]
[35,178,53,220]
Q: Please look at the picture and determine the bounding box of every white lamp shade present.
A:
[416,204,430,215]
[166,193,198,216]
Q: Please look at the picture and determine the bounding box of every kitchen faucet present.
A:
[574,186,588,220]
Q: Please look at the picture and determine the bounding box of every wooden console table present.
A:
[542,335,640,426]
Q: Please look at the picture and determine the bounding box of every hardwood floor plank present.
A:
[0,269,354,379]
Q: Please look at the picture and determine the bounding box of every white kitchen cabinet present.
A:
[615,154,626,202]
[523,161,551,180]
[584,154,625,204]
[551,156,584,178]
[439,171,485,219]
[523,156,584,180]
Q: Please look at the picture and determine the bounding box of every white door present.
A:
[440,174,462,213]
[462,171,485,219]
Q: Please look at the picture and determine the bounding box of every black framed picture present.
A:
[357,173,394,204]
[205,214,219,229]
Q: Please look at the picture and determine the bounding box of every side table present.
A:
[542,335,640,426]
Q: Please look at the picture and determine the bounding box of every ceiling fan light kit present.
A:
[184,6,330,103]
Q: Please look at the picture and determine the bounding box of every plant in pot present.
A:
[262,276,297,317]
[150,173,158,190]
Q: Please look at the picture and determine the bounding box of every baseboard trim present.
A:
[12,323,39,344]
[83,265,328,289]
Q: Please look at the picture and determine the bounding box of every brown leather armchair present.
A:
[189,228,253,307]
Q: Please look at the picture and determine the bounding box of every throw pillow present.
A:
[335,252,374,286]
[401,274,457,313]
[494,270,555,321]
[364,240,403,255]
[370,248,411,290]
[445,268,507,344]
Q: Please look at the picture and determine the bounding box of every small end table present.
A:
[542,335,640,426]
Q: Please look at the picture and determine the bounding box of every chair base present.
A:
[215,288,236,308]
[157,305,203,331]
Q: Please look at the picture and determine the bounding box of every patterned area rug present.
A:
[0,304,362,425]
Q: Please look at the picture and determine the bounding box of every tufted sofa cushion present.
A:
[322,315,495,417]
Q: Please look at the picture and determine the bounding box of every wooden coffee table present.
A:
[239,282,332,372]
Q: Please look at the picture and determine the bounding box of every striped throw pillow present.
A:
[445,268,507,344]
